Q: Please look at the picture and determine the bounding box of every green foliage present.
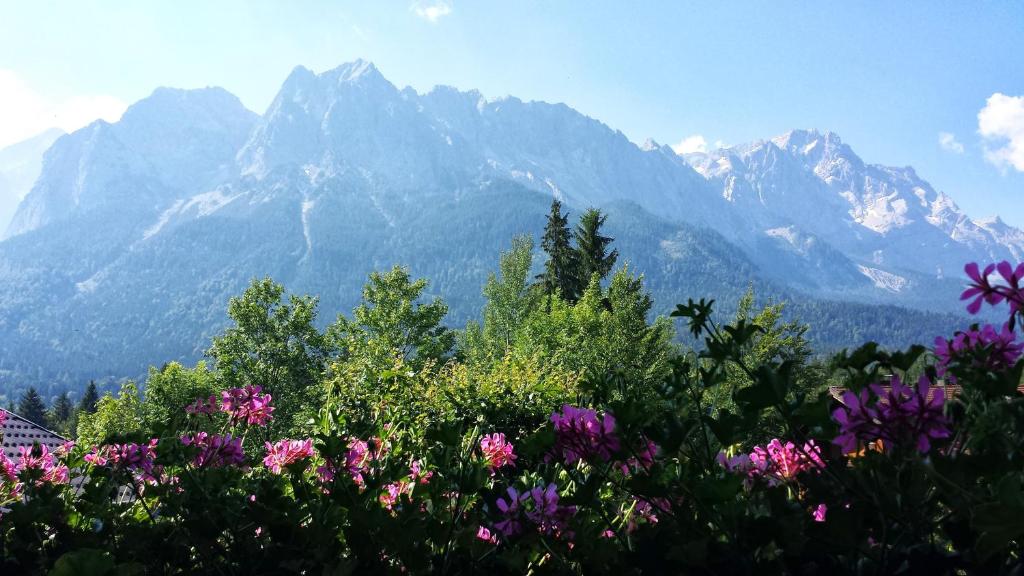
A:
[78,381,99,414]
[8,207,1018,574]
[47,392,74,437]
[75,382,144,446]
[8,284,1023,575]
[538,198,579,302]
[140,361,219,432]
[515,268,675,392]
[462,235,539,364]
[16,387,48,427]
[329,265,454,374]
[574,207,618,288]
[208,278,334,436]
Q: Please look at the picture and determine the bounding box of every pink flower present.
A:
[833,375,951,454]
[185,395,219,416]
[344,438,371,486]
[719,439,823,486]
[15,445,70,486]
[812,503,828,522]
[221,385,274,426]
[379,481,412,510]
[493,486,528,537]
[409,459,433,484]
[934,323,1023,379]
[315,462,335,484]
[525,483,576,537]
[479,433,517,472]
[263,439,314,474]
[0,409,6,427]
[476,526,498,544]
[961,261,1024,316]
[84,446,109,467]
[621,438,659,474]
[89,439,161,483]
[623,497,671,533]
[180,433,245,468]
[550,405,620,464]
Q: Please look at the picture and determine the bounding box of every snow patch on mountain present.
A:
[144,199,186,240]
[857,265,910,293]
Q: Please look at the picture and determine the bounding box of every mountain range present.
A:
[0,59,1004,396]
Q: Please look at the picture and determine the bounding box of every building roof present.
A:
[1,408,68,460]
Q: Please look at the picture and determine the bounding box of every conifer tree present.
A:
[575,208,618,287]
[50,391,73,431]
[17,387,48,426]
[79,381,100,414]
[538,199,579,301]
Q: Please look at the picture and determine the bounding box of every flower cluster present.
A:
[1,445,70,489]
[620,438,658,474]
[962,261,1024,316]
[718,439,823,486]
[479,433,516,472]
[221,385,274,426]
[492,483,577,538]
[833,375,951,454]
[379,481,413,510]
[185,395,219,416]
[263,438,315,474]
[934,323,1023,379]
[550,405,620,464]
[620,497,672,534]
[86,439,161,483]
[185,386,274,427]
[180,433,246,468]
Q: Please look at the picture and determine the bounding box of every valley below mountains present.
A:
[1,59,1010,394]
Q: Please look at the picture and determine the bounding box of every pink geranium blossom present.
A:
[221,385,275,426]
[832,375,950,454]
[263,439,314,474]
[493,486,528,537]
[14,445,70,486]
[934,323,1023,379]
[961,261,1024,316]
[86,439,161,483]
[185,395,219,416]
[550,405,620,464]
[380,481,412,510]
[180,433,245,468]
[479,433,516,472]
[812,503,828,522]
[525,483,577,535]
[476,526,498,544]
[718,439,823,486]
[345,438,371,486]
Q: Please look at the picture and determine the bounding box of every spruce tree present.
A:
[50,391,73,428]
[575,208,618,287]
[538,199,579,301]
[79,381,100,414]
[17,387,48,426]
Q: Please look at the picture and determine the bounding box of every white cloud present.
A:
[412,1,452,22]
[938,131,964,154]
[0,69,127,148]
[671,134,708,155]
[978,92,1024,172]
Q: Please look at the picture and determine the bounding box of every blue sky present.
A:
[1,1,1022,224]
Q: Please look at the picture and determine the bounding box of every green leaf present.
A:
[971,475,1024,560]
[49,549,116,576]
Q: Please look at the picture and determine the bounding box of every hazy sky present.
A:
[1,1,1022,224]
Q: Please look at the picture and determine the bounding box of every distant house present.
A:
[1,408,67,460]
